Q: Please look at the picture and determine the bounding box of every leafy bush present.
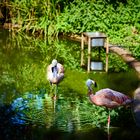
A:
[56,0,140,59]
[6,0,140,60]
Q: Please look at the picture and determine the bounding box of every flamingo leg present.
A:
[107,109,110,129]
[53,84,58,100]
[107,109,111,140]
[53,85,58,113]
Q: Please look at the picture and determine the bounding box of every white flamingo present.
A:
[46,59,64,85]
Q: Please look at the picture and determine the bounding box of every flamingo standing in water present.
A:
[86,79,132,128]
[46,59,64,99]
[46,59,64,85]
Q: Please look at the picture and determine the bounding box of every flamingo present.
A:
[86,79,132,128]
[46,59,64,85]
[46,59,64,99]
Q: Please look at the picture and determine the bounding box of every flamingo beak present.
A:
[91,80,97,87]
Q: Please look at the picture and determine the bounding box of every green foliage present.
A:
[56,0,140,34]
[108,53,129,72]
[9,0,62,37]
[8,0,140,59]
[56,0,140,59]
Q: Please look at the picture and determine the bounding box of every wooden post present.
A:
[81,33,84,66]
[105,37,109,72]
[81,32,108,73]
[87,37,91,72]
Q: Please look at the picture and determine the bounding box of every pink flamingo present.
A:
[46,59,64,85]
[86,79,132,128]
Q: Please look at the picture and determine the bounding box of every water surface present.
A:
[0,29,140,140]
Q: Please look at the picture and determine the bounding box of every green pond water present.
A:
[0,29,140,140]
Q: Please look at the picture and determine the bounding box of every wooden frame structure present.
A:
[81,32,109,73]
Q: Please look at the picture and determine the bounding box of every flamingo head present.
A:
[51,59,58,67]
[86,79,97,92]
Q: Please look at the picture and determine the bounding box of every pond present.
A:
[0,29,140,140]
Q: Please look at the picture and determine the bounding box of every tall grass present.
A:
[8,0,65,38]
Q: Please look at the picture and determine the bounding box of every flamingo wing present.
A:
[94,88,132,107]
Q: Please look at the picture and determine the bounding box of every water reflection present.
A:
[0,89,136,139]
[0,29,140,139]
[0,97,140,140]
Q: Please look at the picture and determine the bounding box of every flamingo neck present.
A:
[87,85,95,98]
[89,94,94,99]
[88,92,96,104]
[52,66,58,77]
[88,89,94,96]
